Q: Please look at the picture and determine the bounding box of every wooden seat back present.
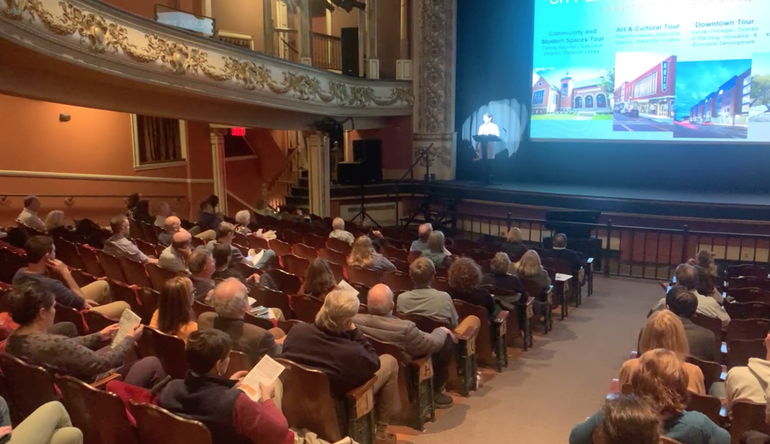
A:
[55,374,138,444]
[383,246,407,262]
[76,243,105,277]
[193,300,215,319]
[135,239,158,258]
[390,258,410,273]
[383,271,414,293]
[0,353,58,421]
[453,300,495,368]
[109,280,144,316]
[128,218,145,242]
[244,312,274,330]
[264,269,302,295]
[118,257,152,289]
[140,223,159,245]
[303,233,327,250]
[134,287,160,324]
[685,392,722,424]
[292,243,318,262]
[282,229,304,245]
[327,261,346,283]
[97,251,128,283]
[407,251,422,264]
[270,239,292,259]
[53,237,85,270]
[225,350,253,376]
[730,402,769,444]
[277,319,304,334]
[252,286,294,319]
[319,248,347,266]
[54,304,89,335]
[690,313,723,346]
[350,283,371,305]
[431,277,451,293]
[729,276,770,291]
[685,356,722,393]
[292,295,324,323]
[347,266,382,288]
[146,263,177,292]
[725,301,770,320]
[129,402,212,444]
[281,254,310,278]
[727,264,768,279]
[136,326,189,379]
[326,237,351,255]
[727,287,767,303]
[726,318,770,342]
[83,310,118,332]
[247,236,270,251]
[726,338,766,369]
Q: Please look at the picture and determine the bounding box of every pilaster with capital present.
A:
[412,0,457,181]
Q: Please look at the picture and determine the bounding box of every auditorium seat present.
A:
[0,353,58,422]
[192,300,215,319]
[282,229,304,245]
[252,286,294,319]
[726,338,766,369]
[96,251,128,284]
[350,283,371,305]
[277,358,376,444]
[327,261,346,283]
[726,318,770,342]
[76,243,105,277]
[728,276,770,291]
[725,301,770,320]
[686,392,723,425]
[727,264,768,279]
[134,287,160,325]
[264,269,302,295]
[541,257,579,307]
[54,305,89,335]
[118,257,152,289]
[270,239,292,259]
[281,254,310,278]
[135,239,158,258]
[55,374,139,444]
[730,402,770,444]
[146,263,177,292]
[292,243,318,262]
[382,246,407,262]
[292,295,324,323]
[325,237,351,255]
[53,237,85,270]
[347,266,381,288]
[129,402,212,444]
[244,312,274,330]
[407,251,421,264]
[302,233,327,250]
[225,350,253,376]
[136,326,188,379]
[383,271,413,293]
[277,319,304,334]
[522,279,553,333]
[247,236,270,251]
[110,281,144,317]
[727,287,768,303]
[431,277,451,293]
[319,248,347,266]
[685,356,724,394]
[454,300,509,372]
[83,310,117,333]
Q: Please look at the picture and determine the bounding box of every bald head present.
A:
[418,223,433,241]
[332,217,345,230]
[171,230,191,251]
[165,216,181,232]
[210,278,249,318]
[367,283,394,316]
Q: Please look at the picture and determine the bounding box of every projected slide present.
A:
[530,0,770,142]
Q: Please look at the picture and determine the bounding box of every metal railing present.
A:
[273,28,342,71]
[446,211,770,281]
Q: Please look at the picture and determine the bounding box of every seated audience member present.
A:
[125,193,142,218]
[420,231,452,269]
[207,222,275,270]
[13,236,129,319]
[205,195,221,214]
[234,210,257,236]
[44,210,69,237]
[482,252,526,309]
[447,257,497,320]
[6,284,162,388]
[501,227,528,263]
[212,243,254,284]
[196,200,221,239]
[131,199,154,226]
[158,216,182,247]
[652,264,729,327]
[255,198,279,219]
[570,349,729,444]
[150,276,198,343]
[695,265,723,305]
[693,249,718,278]
[154,201,171,228]
[598,394,661,444]
[514,250,552,300]
[725,333,770,419]
[543,233,585,289]
[329,217,355,245]
[103,215,158,264]
[198,278,282,364]
[159,231,193,274]
[354,284,458,408]
[16,195,46,232]
[396,257,459,327]
[189,248,216,302]
[620,310,706,395]
[666,285,719,362]
[158,329,293,444]
[410,223,433,253]
[279,204,304,223]
[348,236,396,273]
[0,397,83,444]
[299,258,337,299]
[282,289,400,444]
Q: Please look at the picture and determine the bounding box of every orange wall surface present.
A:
[0,94,214,226]
[102,0,200,20]
[351,116,413,170]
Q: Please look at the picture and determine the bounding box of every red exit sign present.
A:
[231,127,246,136]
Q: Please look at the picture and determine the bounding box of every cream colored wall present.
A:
[212,0,266,52]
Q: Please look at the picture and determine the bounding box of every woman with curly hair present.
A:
[347,236,395,273]
[447,257,497,320]
[570,348,728,444]
[300,258,337,300]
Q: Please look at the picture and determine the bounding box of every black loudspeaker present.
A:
[341,27,359,77]
[337,162,366,185]
[353,139,382,183]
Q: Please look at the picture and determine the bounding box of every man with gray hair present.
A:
[206,221,276,270]
[328,217,355,245]
[410,223,433,253]
[354,284,457,409]
[198,278,283,363]
[282,288,401,444]
[651,263,730,326]
[17,195,46,232]
[396,257,459,327]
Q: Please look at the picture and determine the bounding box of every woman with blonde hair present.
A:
[150,276,198,343]
[421,231,452,269]
[348,236,395,273]
[300,258,337,299]
[571,349,729,444]
[44,210,71,238]
[501,226,528,262]
[620,310,706,395]
[514,250,551,298]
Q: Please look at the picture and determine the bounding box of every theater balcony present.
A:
[0,0,413,127]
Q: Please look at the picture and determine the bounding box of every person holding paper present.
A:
[150,277,198,343]
[206,222,276,271]
[158,329,294,444]
[5,283,163,388]
[281,289,401,444]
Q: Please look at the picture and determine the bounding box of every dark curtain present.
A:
[137,115,182,164]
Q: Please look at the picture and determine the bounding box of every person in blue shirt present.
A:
[569,348,729,444]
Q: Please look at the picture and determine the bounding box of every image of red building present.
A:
[613,56,676,118]
[531,73,612,115]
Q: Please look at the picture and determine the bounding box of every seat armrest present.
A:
[91,373,122,389]
[344,375,377,419]
[494,310,510,323]
[524,296,534,307]
[454,324,478,342]
[345,375,377,401]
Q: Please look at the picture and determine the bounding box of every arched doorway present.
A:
[586,95,594,108]
[574,96,583,108]
[597,94,606,108]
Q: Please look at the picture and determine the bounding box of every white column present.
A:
[276,0,289,60]
[307,132,331,217]
[209,129,228,214]
[396,0,412,80]
[365,0,379,79]
[357,6,365,76]
[201,0,212,16]
[263,0,274,55]
[298,0,312,65]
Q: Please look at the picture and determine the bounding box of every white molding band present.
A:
[0,169,213,184]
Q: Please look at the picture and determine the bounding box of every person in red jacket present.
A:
[158,329,292,444]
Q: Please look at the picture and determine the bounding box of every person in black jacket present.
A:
[543,233,585,286]
[666,285,719,363]
[500,227,528,263]
[281,289,400,444]
[481,252,526,310]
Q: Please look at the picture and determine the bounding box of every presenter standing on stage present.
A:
[476,113,500,159]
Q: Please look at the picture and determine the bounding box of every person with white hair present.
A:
[198,278,284,364]
[154,202,171,228]
[328,217,355,245]
[354,284,457,409]
[158,216,182,247]
[410,223,433,253]
[282,288,401,444]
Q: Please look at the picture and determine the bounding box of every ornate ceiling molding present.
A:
[0,0,412,117]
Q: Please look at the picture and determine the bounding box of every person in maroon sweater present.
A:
[158,329,293,444]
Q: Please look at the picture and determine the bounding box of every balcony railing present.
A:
[273,28,342,72]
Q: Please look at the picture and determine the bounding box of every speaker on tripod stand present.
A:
[352,139,382,183]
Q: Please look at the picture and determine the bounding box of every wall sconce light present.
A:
[59,114,71,122]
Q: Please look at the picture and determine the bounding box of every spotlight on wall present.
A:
[59,114,71,122]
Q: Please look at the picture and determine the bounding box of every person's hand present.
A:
[441,327,458,344]
[372,230,383,239]
[85,299,100,308]
[126,324,144,341]
[275,335,286,346]
[99,324,120,341]
[247,273,261,283]
[348,322,357,331]
[259,382,275,402]
[45,258,70,276]
[229,370,248,381]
